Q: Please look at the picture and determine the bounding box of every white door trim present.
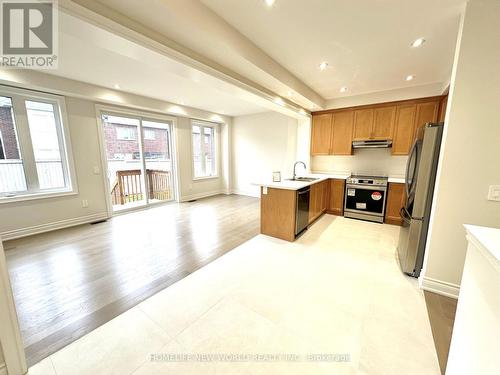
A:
[0,238,27,375]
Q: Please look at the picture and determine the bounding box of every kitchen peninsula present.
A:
[256,173,407,241]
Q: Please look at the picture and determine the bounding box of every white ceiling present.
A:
[201,0,464,99]
[50,12,270,116]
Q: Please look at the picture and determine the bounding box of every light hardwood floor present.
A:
[4,194,260,366]
[424,291,458,375]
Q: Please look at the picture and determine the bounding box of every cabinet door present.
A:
[385,183,406,225]
[331,110,354,155]
[328,179,345,216]
[414,101,439,140]
[308,183,318,223]
[353,109,374,140]
[311,114,333,155]
[321,180,329,212]
[373,106,396,139]
[392,104,417,155]
[438,95,448,122]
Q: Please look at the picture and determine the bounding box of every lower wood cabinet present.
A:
[385,182,406,226]
[327,179,345,216]
[260,187,297,242]
[309,180,329,224]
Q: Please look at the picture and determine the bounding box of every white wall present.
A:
[312,150,407,178]
[421,0,500,294]
[231,112,298,197]
[0,347,4,375]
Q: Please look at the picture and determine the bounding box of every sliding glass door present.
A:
[100,112,175,213]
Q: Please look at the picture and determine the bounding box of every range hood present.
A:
[352,140,393,149]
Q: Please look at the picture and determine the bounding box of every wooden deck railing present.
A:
[110,169,172,205]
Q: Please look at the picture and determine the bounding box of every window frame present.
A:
[0,129,5,159]
[191,120,219,181]
[0,85,77,203]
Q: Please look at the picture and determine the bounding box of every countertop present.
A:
[252,173,349,191]
[464,224,500,269]
[253,172,405,190]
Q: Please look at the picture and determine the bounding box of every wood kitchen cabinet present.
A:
[311,96,445,157]
[331,110,354,155]
[311,113,333,155]
[260,187,297,241]
[438,94,449,122]
[353,109,374,140]
[327,179,345,216]
[414,101,439,140]
[392,104,417,155]
[309,180,329,224]
[385,182,406,226]
[373,106,396,139]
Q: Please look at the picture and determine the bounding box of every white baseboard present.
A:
[179,190,224,202]
[420,275,460,299]
[0,363,7,375]
[0,212,109,241]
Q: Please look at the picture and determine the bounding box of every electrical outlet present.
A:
[82,199,89,208]
[93,166,100,175]
[487,185,500,202]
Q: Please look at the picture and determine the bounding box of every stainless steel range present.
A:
[344,175,388,223]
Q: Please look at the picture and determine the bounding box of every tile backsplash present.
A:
[312,148,408,177]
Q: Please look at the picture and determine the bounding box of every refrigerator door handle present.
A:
[405,142,417,198]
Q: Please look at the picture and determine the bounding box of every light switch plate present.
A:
[263,187,268,195]
[487,185,500,201]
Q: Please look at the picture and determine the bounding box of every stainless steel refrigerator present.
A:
[397,123,444,277]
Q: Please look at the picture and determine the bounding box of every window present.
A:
[144,129,156,140]
[0,86,74,199]
[192,120,217,179]
[116,126,136,140]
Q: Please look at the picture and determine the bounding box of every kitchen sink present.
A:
[286,177,319,182]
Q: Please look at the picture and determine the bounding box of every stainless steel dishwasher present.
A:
[295,186,310,236]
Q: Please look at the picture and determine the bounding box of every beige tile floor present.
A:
[28,215,440,375]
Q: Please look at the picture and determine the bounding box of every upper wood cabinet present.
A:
[438,94,448,122]
[311,113,333,155]
[310,96,445,157]
[414,101,439,140]
[331,111,354,155]
[353,107,395,140]
[353,109,374,140]
[392,104,417,155]
[373,106,396,139]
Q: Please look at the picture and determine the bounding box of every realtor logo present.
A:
[0,0,58,68]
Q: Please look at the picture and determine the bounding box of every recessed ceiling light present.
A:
[287,91,293,97]
[319,61,328,71]
[406,75,414,81]
[114,84,120,89]
[340,87,348,93]
[265,0,275,6]
[411,38,425,48]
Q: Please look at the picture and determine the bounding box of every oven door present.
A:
[344,184,387,216]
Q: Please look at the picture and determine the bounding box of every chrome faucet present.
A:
[293,161,306,180]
